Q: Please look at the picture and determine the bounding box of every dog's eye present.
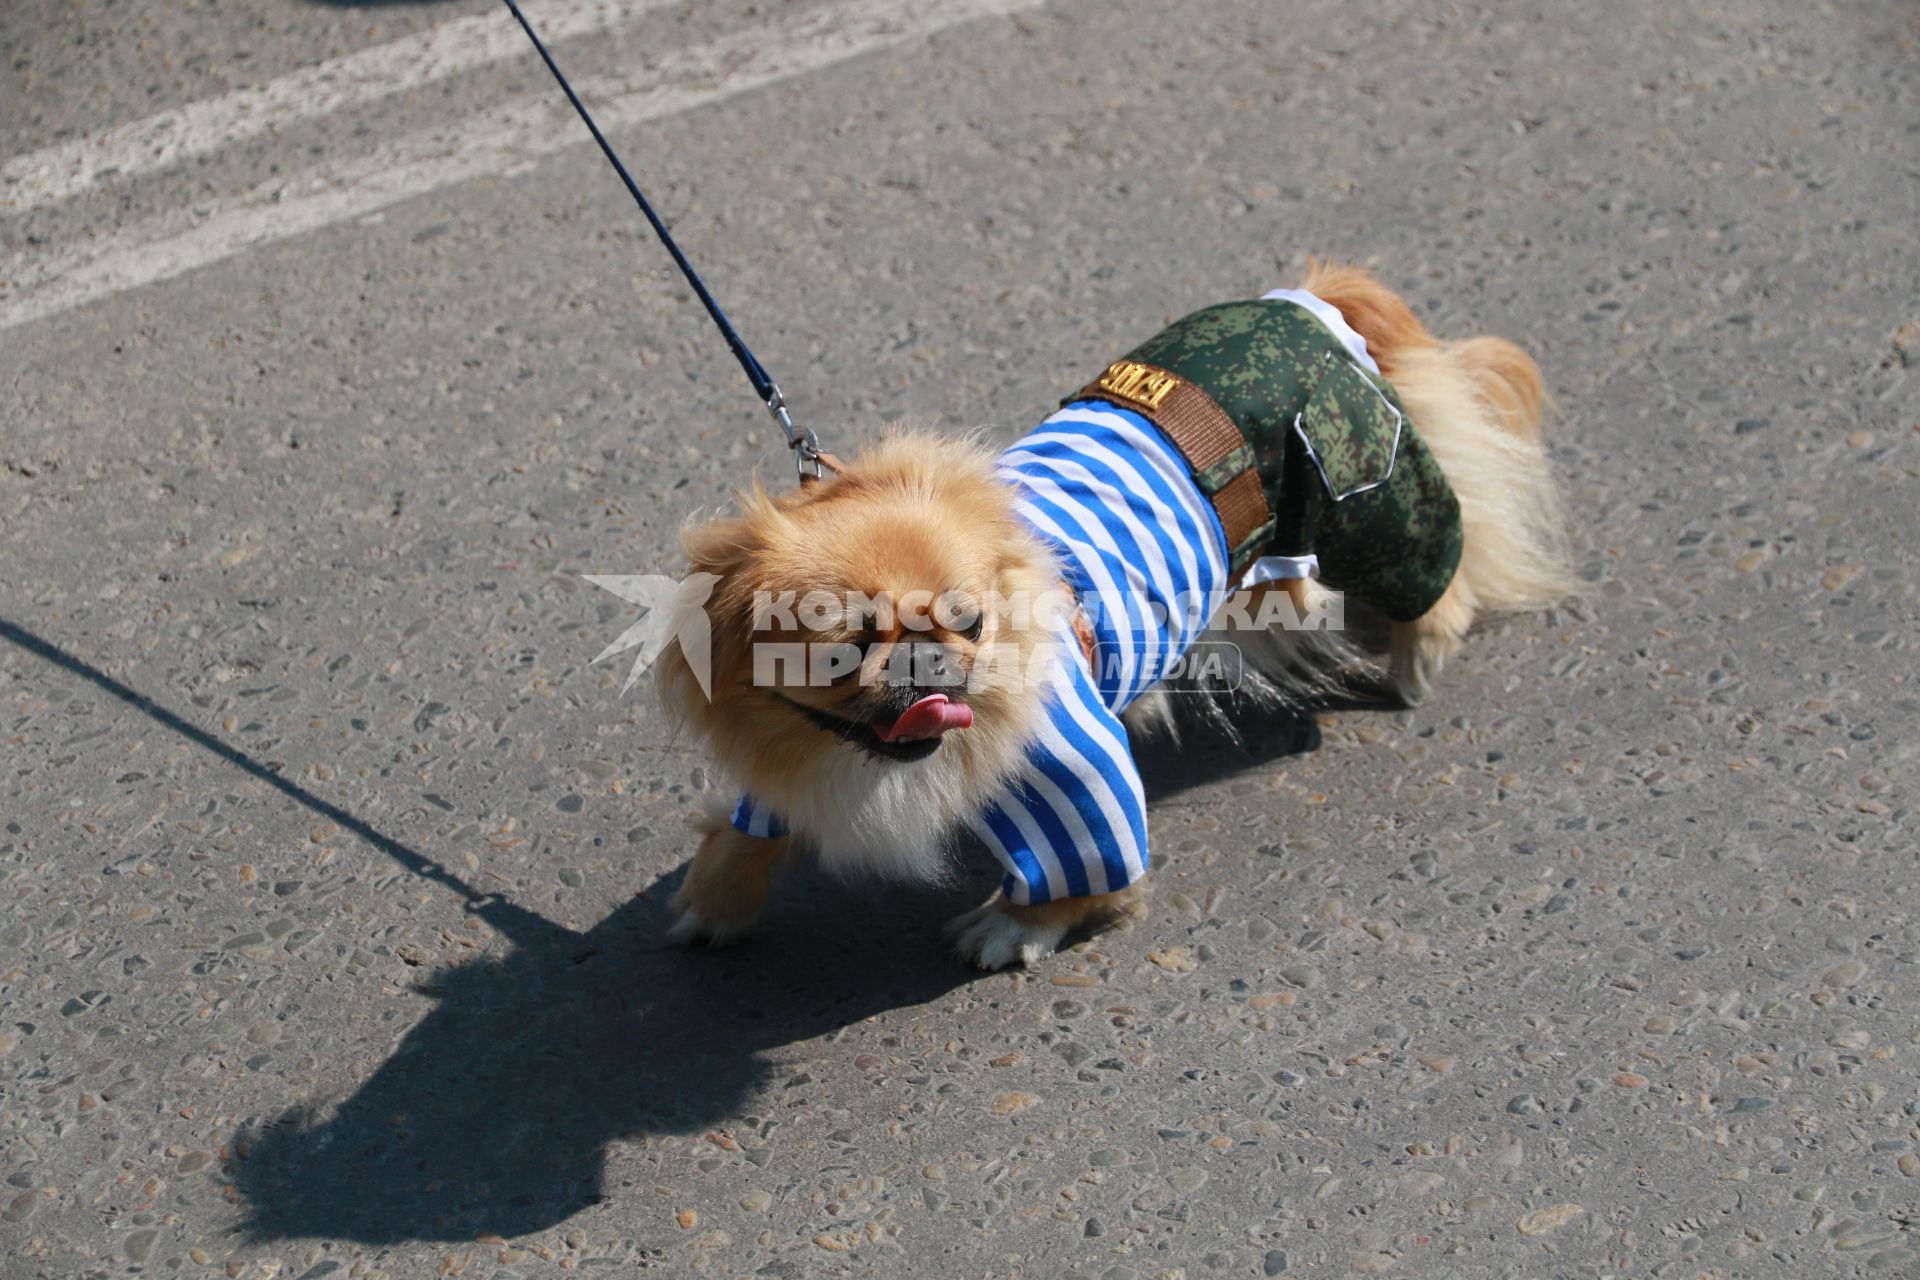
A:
[935,591,983,642]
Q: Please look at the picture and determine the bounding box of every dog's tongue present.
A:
[876,694,973,743]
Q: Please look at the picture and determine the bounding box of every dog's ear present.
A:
[659,508,766,728]
[681,513,763,579]
[680,480,790,579]
[672,486,796,708]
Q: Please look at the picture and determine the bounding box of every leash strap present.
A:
[499,0,827,481]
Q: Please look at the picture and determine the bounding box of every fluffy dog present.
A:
[656,264,1570,968]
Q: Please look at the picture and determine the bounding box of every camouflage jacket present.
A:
[1080,293,1463,623]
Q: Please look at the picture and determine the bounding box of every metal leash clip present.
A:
[765,383,823,481]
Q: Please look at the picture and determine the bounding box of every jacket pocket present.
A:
[1292,353,1404,503]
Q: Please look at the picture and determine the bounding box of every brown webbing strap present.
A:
[799,449,849,483]
[1074,359,1274,573]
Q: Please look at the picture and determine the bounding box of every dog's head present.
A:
[657,432,1066,821]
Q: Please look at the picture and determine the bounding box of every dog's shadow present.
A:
[227,694,1337,1243]
[231,867,987,1243]
[232,701,1331,1244]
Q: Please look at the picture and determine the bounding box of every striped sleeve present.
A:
[730,794,788,839]
[965,645,1149,905]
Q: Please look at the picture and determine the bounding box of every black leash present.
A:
[500,0,827,481]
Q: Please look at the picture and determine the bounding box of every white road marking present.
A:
[0,0,1043,331]
[0,0,686,213]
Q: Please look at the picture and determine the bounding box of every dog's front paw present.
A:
[946,898,1070,970]
[666,824,788,947]
[666,899,758,947]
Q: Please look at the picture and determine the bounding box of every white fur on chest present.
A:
[768,746,977,883]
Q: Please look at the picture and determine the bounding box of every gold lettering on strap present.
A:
[1094,359,1181,411]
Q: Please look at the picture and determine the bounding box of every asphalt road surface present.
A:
[3,0,1918,1276]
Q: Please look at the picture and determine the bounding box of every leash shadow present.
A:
[0,616,978,1245]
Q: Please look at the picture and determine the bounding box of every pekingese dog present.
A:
[655,263,1571,968]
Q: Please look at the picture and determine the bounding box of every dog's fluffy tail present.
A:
[1299,262,1573,618]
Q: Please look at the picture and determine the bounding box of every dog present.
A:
[655,263,1571,968]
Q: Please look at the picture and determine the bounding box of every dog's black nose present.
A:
[910,642,965,689]
[874,642,966,704]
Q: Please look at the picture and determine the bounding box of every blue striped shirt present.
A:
[966,402,1230,902]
